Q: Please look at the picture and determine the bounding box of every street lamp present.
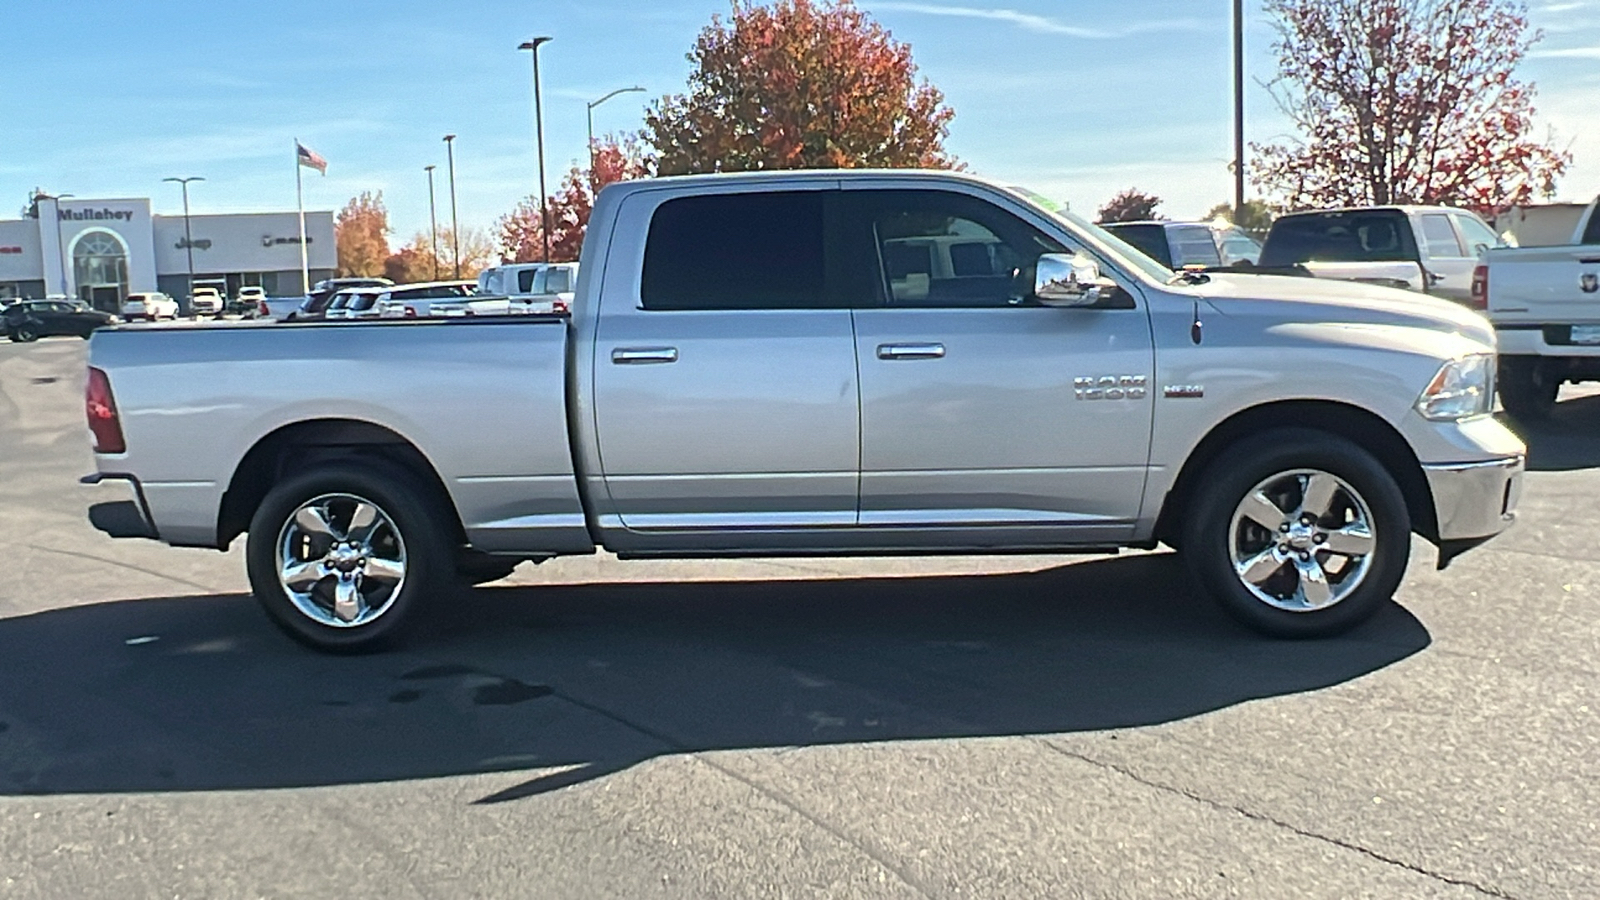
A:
[443,134,460,279]
[163,177,205,309]
[34,191,73,298]
[424,164,440,281]
[587,86,645,176]
[518,36,553,262]
[1232,0,1246,224]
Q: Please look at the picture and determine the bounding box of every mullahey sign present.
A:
[59,208,135,222]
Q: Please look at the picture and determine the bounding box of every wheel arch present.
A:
[217,418,466,549]
[1156,401,1438,547]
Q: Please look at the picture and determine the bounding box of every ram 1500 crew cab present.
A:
[83,170,1525,652]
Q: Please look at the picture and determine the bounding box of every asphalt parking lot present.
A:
[1,336,1596,899]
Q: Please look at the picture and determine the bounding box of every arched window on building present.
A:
[72,229,129,311]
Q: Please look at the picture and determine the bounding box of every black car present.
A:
[292,277,394,321]
[4,300,118,342]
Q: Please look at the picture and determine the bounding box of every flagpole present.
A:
[296,139,310,295]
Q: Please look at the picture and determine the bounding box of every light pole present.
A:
[1232,0,1246,224]
[163,176,205,309]
[424,164,440,281]
[443,134,460,279]
[518,36,553,262]
[35,191,73,298]
[587,86,645,178]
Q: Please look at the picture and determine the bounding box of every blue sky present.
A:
[3,0,1597,241]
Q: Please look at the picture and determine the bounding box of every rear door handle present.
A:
[876,342,945,360]
[611,347,678,365]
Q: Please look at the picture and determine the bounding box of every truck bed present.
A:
[88,317,590,554]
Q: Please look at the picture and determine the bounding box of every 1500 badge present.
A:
[1074,375,1148,400]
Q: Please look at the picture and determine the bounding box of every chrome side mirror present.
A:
[1035,253,1114,307]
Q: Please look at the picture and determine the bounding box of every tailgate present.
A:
[1487,246,1600,326]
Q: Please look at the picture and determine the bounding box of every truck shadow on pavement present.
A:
[0,553,1429,801]
[1507,394,1600,471]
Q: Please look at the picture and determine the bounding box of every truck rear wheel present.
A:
[245,463,452,652]
[1181,429,1411,638]
[1498,357,1559,421]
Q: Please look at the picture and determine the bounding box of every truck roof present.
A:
[602,168,1013,200]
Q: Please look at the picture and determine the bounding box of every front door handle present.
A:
[611,347,679,365]
[876,342,946,360]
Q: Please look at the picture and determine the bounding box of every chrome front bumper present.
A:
[1423,456,1524,543]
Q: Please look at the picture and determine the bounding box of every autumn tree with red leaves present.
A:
[499,135,651,263]
[1253,0,1569,212]
[645,0,956,175]
[1097,189,1163,224]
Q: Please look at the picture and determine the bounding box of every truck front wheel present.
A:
[1498,357,1559,422]
[245,464,452,652]
[1181,429,1411,638]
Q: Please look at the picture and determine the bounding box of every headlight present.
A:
[1416,354,1494,421]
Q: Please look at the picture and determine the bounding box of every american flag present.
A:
[296,142,328,174]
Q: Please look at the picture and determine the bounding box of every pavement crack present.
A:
[24,544,222,594]
[501,687,942,898]
[1037,739,1519,900]
[690,756,945,900]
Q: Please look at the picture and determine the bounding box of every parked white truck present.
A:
[82,170,1524,652]
[1483,194,1600,419]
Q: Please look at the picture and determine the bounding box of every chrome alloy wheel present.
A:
[1227,469,1377,612]
[275,493,408,628]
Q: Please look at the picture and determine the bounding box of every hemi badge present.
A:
[1164,385,1205,399]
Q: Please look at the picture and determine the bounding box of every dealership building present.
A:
[0,196,335,311]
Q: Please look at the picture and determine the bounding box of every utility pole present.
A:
[1232,0,1246,224]
[518,36,554,262]
[443,134,460,279]
[163,176,205,311]
[424,164,440,281]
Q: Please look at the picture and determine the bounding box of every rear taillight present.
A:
[1470,265,1489,310]
[258,300,269,316]
[86,366,126,454]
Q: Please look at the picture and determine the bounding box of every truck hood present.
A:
[1191,272,1495,349]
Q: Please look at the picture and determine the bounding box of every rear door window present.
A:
[641,191,829,310]
[518,268,540,292]
[1420,214,1466,258]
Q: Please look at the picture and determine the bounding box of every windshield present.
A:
[1004,186,1174,282]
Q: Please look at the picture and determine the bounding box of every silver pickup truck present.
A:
[83,170,1525,652]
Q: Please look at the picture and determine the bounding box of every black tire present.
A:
[1498,356,1558,421]
[1180,428,1411,638]
[12,326,38,343]
[245,463,454,652]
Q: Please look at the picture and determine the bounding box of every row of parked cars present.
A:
[255,262,581,323]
